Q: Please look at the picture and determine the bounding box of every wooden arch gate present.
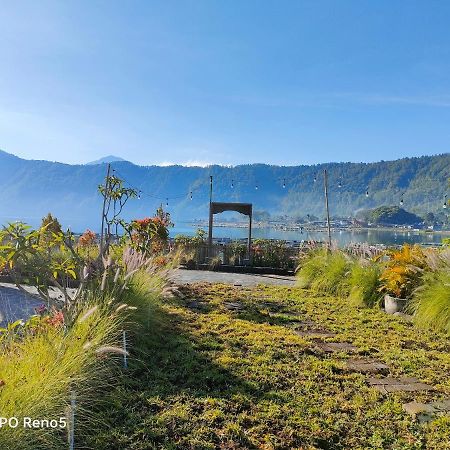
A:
[208,202,253,259]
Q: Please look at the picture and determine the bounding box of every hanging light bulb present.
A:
[255,183,259,190]
[400,198,404,206]
[338,179,342,188]
[137,191,141,200]
[231,180,234,188]
[190,191,193,200]
[365,188,369,197]
[282,179,286,189]
[166,198,169,207]
[444,195,448,209]
[313,174,317,183]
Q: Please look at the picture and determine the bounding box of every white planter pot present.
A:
[384,294,407,314]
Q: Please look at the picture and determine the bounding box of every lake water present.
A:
[171,224,446,247]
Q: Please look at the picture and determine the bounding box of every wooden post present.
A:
[208,175,213,256]
[248,211,252,264]
[99,163,111,257]
[69,390,76,450]
[323,169,332,248]
[122,330,128,369]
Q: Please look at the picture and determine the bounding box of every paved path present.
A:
[0,283,43,326]
[0,283,73,326]
[172,269,296,287]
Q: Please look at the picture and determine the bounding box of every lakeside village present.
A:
[190,207,450,244]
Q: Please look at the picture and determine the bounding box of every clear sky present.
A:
[1,1,450,166]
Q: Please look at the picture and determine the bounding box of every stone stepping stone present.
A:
[294,319,317,327]
[259,302,283,312]
[295,329,337,338]
[344,358,390,375]
[313,341,358,353]
[223,301,245,311]
[367,377,433,393]
[403,399,450,422]
[185,300,208,312]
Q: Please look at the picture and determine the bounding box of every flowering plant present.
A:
[379,245,427,298]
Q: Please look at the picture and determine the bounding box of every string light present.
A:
[444,194,448,209]
[112,167,416,210]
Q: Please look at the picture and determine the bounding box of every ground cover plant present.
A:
[83,283,450,450]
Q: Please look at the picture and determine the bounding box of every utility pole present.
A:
[99,163,111,257]
[323,169,332,248]
[208,175,213,255]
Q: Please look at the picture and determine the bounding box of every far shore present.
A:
[187,221,450,235]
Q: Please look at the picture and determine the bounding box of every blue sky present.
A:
[1,1,450,166]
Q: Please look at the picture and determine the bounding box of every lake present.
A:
[170,224,446,247]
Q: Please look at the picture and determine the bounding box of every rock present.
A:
[403,399,450,423]
[403,401,434,417]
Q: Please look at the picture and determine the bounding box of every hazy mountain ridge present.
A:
[87,155,128,165]
[0,150,448,231]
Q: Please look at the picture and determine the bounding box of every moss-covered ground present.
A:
[86,283,450,449]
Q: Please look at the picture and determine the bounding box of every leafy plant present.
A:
[0,222,82,311]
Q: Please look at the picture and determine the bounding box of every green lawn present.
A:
[85,283,450,450]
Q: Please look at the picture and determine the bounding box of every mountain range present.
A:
[0,149,448,231]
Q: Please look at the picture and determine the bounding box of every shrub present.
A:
[209,256,222,271]
[348,259,383,307]
[252,239,294,270]
[297,250,353,297]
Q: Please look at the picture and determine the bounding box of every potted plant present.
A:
[379,245,426,314]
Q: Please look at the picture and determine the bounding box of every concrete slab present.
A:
[172,269,296,287]
[314,341,358,353]
[368,377,433,393]
[345,359,390,375]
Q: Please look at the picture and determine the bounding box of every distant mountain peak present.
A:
[86,155,128,165]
